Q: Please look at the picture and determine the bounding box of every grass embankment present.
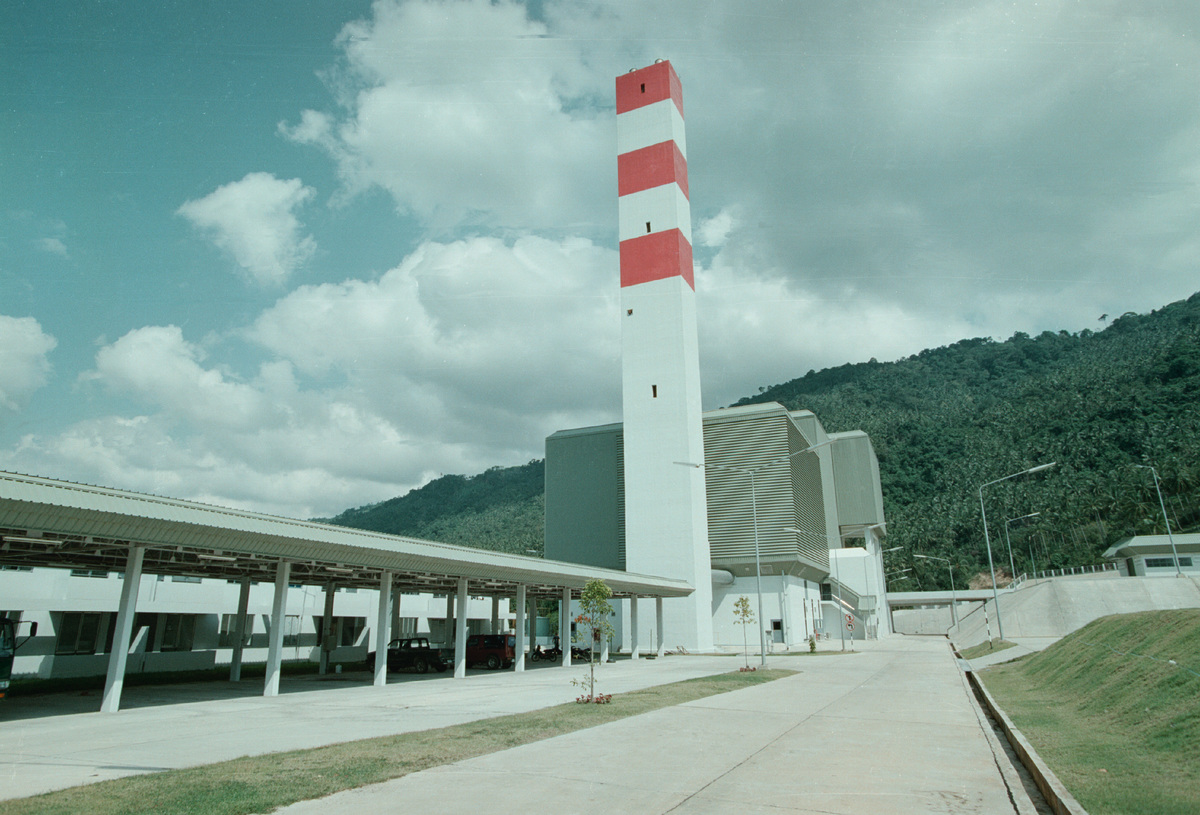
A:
[958,638,1016,660]
[980,610,1200,815]
[0,669,792,815]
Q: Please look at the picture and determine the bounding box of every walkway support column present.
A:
[454,578,468,678]
[375,572,392,687]
[514,584,527,672]
[656,597,665,657]
[100,544,144,713]
[528,596,539,655]
[561,586,572,668]
[229,576,251,682]
[320,581,337,675]
[445,592,455,649]
[600,625,610,663]
[491,596,500,634]
[630,596,640,660]
[264,560,290,697]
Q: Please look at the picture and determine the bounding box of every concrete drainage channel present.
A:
[961,664,1090,815]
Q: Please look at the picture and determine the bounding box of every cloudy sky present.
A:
[3,1,1198,519]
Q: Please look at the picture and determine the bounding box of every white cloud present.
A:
[177,172,316,286]
[0,315,57,411]
[283,0,610,232]
[38,237,68,257]
[249,234,621,450]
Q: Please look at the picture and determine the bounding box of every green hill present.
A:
[325,461,545,556]
[981,610,1200,813]
[327,292,1200,583]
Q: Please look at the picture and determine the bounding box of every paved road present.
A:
[2,637,1037,813]
[279,637,1036,814]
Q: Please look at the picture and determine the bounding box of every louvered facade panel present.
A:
[830,430,885,527]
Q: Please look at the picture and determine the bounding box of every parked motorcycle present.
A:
[530,645,561,662]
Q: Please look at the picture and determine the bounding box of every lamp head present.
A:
[1025,462,1056,474]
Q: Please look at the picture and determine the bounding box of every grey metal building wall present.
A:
[704,405,829,581]
[545,403,835,583]
[830,431,885,528]
[544,424,624,570]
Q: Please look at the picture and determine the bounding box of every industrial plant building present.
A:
[546,401,891,652]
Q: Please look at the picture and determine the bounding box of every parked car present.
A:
[465,634,515,669]
[365,637,448,674]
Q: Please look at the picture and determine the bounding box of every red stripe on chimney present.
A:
[616,61,684,118]
[619,229,694,289]
[617,141,689,199]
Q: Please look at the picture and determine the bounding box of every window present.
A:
[312,615,366,647]
[282,615,303,647]
[218,613,249,647]
[70,569,108,579]
[159,614,196,652]
[820,583,833,601]
[55,611,103,655]
[172,575,202,583]
[339,617,365,646]
[1145,557,1194,568]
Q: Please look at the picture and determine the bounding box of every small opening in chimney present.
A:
[640,83,646,93]
[645,221,651,233]
[652,385,658,398]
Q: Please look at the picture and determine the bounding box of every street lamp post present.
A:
[914,555,958,627]
[676,437,835,667]
[1004,512,1041,582]
[1134,464,1183,577]
[979,462,1056,641]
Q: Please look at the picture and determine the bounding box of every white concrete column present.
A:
[454,577,468,678]
[600,627,610,663]
[264,560,290,697]
[100,544,145,713]
[561,587,572,668]
[229,576,251,682]
[630,596,640,660]
[490,596,500,634]
[375,572,392,687]
[320,581,337,675]
[528,596,539,652]
[656,596,665,657]
[514,584,527,672]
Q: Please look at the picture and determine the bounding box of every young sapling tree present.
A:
[733,596,755,669]
[573,578,615,701]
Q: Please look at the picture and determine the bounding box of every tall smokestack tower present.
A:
[616,61,713,652]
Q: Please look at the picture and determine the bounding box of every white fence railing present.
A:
[1009,562,1118,590]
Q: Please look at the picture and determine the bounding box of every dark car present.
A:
[365,636,448,674]
[465,634,515,669]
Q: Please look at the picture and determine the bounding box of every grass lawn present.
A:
[958,638,1016,660]
[980,609,1200,815]
[0,668,793,815]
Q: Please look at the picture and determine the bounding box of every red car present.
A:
[465,634,515,669]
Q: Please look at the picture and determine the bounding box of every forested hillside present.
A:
[324,460,545,556]
[327,292,1200,589]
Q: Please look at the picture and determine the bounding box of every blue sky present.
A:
[3,1,1198,519]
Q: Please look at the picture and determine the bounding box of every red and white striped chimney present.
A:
[616,61,713,653]
[616,60,692,290]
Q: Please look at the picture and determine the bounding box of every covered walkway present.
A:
[0,471,692,712]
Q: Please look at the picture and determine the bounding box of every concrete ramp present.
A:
[951,576,1200,649]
